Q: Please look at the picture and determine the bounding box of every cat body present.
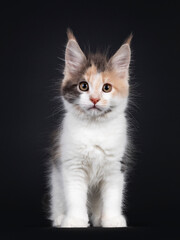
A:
[49,30,132,227]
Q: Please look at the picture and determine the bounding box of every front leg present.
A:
[101,169,127,227]
[61,163,89,228]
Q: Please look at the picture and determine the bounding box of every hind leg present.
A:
[50,166,65,227]
[88,188,102,227]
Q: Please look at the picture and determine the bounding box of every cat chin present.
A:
[83,107,109,117]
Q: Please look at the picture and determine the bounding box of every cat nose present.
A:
[90,98,100,105]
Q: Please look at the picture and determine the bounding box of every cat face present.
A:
[61,29,132,118]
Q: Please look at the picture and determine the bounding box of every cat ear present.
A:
[64,29,86,76]
[108,34,132,74]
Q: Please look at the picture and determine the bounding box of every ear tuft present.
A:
[67,28,76,41]
[124,33,133,45]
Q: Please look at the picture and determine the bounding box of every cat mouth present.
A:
[88,106,102,111]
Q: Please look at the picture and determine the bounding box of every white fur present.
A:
[50,108,128,227]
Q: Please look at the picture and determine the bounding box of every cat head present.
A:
[61,29,132,120]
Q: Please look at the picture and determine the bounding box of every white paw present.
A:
[101,215,127,227]
[61,216,89,228]
[53,215,64,227]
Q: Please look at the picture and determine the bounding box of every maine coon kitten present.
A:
[49,29,132,227]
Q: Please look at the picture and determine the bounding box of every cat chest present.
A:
[61,123,126,163]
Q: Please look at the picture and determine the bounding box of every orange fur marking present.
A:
[84,65,129,98]
[100,99,108,106]
[85,64,97,79]
[102,71,129,97]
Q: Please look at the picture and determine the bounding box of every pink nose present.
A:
[90,98,100,105]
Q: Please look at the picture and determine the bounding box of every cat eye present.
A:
[102,83,112,93]
[79,81,89,91]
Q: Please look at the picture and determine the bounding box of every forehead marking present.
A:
[84,65,102,93]
[85,64,97,78]
[92,73,102,91]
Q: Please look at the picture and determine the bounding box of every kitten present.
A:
[49,29,132,227]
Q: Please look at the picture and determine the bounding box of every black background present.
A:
[1,0,180,238]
